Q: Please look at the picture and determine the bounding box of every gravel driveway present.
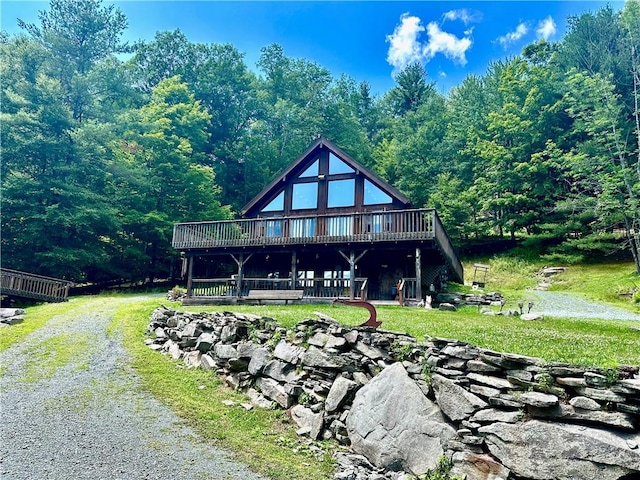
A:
[529,291,640,321]
[0,298,266,480]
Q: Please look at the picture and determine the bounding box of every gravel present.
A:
[0,298,266,480]
[529,291,640,321]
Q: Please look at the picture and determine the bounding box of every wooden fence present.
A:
[0,268,72,303]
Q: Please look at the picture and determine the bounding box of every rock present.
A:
[273,340,305,364]
[467,360,501,373]
[467,373,514,390]
[325,376,358,413]
[569,396,601,411]
[529,405,636,431]
[248,347,270,375]
[431,374,488,422]
[200,354,216,370]
[325,335,347,350]
[214,343,237,359]
[255,377,292,409]
[262,360,300,383]
[480,420,640,480]
[471,408,522,424]
[439,303,457,312]
[519,391,558,408]
[451,452,510,480]
[354,342,388,360]
[346,362,456,475]
[246,388,275,409]
[183,351,202,368]
[290,405,324,440]
[520,313,544,321]
[195,332,214,352]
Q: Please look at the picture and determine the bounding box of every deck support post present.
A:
[415,247,422,301]
[339,250,368,300]
[290,251,297,290]
[231,253,253,298]
[186,255,194,298]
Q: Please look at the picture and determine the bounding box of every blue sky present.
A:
[1,1,625,95]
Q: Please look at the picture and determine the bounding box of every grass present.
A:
[0,299,80,352]
[108,299,335,480]
[21,331,94,382]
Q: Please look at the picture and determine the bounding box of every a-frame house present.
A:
[172,137,463,303]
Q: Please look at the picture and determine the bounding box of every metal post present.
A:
[349,251,356,300]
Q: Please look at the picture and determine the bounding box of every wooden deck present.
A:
[0,268,72,303]
[173,208,463,283]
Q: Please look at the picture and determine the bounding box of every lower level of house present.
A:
[181,242,456,304]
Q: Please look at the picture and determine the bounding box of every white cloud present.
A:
[497,22,529,48]
[386,13,425,69]
[423,22,472,65]
[536,16,556,40]
[386,14,473,71]
[443,9,482,25]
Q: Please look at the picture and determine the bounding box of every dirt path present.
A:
[0,297,265,480]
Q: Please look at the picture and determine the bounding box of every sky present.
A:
[0,1,626,95]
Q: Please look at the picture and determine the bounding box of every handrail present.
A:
[173,209,436,249]
[0,268,73,303]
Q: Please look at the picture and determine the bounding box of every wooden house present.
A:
[172,137,463,303]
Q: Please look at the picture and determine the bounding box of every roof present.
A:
[241,136,412,216]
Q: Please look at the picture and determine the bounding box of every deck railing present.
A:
[190,276,368,300]
[173,208,463,283]
[0,268,72,303]
[174,209,436,249]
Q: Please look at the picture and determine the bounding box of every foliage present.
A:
[3,0,640,282]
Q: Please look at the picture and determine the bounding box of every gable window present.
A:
[329,153,355,175]
[327,179,355,208]
[261,191,284,213]
[364,179,392,205]
[292,182,318,210]
[299,160,319,178]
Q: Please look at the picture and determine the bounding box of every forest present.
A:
[1,0,639,284]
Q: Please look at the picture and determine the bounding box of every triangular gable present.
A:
[241,136,412,217]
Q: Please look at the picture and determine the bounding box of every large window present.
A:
[327,179,355,208]
[364,179,392,205]
[292,182,318,210]
[261,191,284,212]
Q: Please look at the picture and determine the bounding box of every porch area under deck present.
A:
[173,209,463,305]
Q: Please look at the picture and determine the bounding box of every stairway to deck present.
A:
[0,268,72,303]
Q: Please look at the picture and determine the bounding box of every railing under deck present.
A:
[173,209,463,283]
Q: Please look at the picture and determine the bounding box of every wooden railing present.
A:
[190,276,368,300]
[173,209,436,250]
[174,208,463,283]
[0,268,72,303]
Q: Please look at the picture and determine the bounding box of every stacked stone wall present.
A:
[148,307,640,480]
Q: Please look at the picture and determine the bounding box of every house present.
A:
[172,137,463,303]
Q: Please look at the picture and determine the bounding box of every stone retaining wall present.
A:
[147,307,640,480]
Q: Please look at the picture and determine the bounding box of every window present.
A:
[290,218,316,238]
[299,160,319,178]
[327,179,355,208]
[292,182,318,209]
[261,191,284,212]
[329,153,355,175]
[327,216,353,236]
[265,220,282,237]
[364,179,392,205]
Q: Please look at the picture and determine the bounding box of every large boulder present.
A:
[346,362,456,475]
[480,420,640,480]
